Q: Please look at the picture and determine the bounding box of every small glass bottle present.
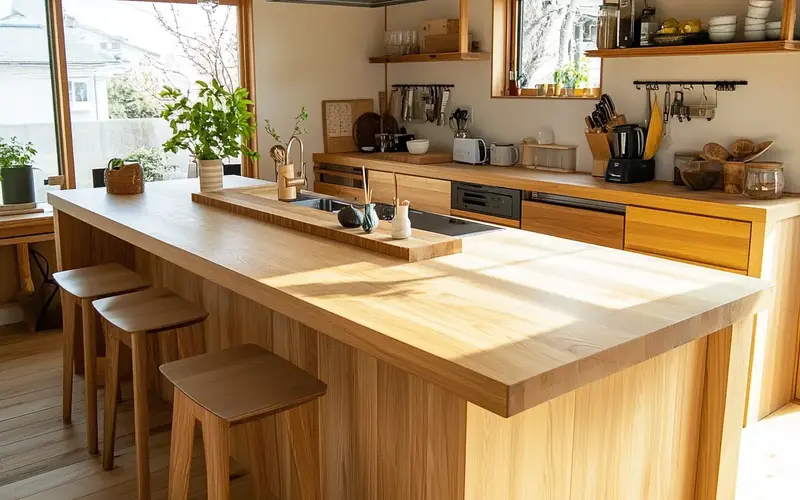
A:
[639,7,658,47]
[508,70,520,97]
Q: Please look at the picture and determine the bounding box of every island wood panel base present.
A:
[54,209,755,500]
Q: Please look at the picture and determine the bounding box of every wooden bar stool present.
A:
[53,263,148,454]
[160,343,327,500]
[93,287,209,500]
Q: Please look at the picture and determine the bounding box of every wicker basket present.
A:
[104,163,144,195]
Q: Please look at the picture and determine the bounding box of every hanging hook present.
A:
[636,83,642,90]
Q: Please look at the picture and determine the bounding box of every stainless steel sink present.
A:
[286,195,501,237]
[289,197,352,213]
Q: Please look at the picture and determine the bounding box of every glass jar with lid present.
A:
[597,5,620,49]
[744,162,785,200]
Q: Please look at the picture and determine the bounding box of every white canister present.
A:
[489,144,520,167]
[392,204,412,240]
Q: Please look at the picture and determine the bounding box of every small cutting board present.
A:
[372,151,453,165]
[192,187,462,262]
[0,203,44,216]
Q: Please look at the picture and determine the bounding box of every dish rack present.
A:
[521,142,578,172]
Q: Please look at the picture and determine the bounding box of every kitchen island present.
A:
[49,177,770,500]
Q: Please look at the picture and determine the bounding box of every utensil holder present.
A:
[104,163,144,195]
[585,132,613,178]
[723,162,746,194]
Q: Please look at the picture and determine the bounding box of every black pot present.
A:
[1,165,36,205]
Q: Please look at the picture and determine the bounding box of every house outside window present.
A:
[69,81,89,103]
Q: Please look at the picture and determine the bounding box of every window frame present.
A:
[491,0,604,100]
[45,0,258,189]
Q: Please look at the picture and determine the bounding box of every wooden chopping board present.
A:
[192,187,462,262]
[372,151,452,165]
[0,203,44,217]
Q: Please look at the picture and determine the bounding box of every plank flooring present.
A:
[0,327,256,499]
[0,325,797,499]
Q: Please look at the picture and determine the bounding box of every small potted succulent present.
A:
[0,137,38,205]
[161,78,258,192]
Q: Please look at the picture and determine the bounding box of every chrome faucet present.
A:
[276,136,306,200]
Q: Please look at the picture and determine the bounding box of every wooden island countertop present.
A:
[48,177,770,418]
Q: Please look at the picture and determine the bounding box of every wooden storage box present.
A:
[422,33,460,54]
[422,18,460,36]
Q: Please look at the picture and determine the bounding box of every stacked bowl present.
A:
[709,15,738,43]
[745,0,773,41]
[766,21,782,40]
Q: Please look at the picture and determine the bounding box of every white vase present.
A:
[198,159,223,192]
[392,205,412,240]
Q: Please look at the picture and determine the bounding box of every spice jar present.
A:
[744,162,785,200]
[598,5,620,49]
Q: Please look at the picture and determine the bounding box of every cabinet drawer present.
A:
[521,201,624,249]
[369,171,451,215]
[313,181,363,203]
[625,206,751,271]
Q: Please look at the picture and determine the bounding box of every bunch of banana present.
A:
[656,18,702,35]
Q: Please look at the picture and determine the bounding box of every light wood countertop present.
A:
[48,177,771,417]
[314,152,800,223]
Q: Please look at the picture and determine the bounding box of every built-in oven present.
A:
[451,182,521,226]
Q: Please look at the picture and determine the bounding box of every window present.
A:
[492,0,603,98]
[0,0,62,203]
[62,0,242,188]
[68,81,89,103]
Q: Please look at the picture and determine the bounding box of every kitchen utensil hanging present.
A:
[633,80,746,123]
[392,84,454,126]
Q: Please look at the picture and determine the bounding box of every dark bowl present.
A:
[680,168,720,191]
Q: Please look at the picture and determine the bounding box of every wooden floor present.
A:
[0,327,255,500]
[0,326,798,499]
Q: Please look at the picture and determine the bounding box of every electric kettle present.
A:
[611,124,646,159]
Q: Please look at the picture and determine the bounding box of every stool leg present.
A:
[102,324,120,471]
[61,292,75,423]
[244,419,272,500]
[168,389,195,500]
[80,298,99,455]
[131,332,151,500]
[201,412,230,500]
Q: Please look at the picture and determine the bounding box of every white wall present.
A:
[252,1,384,181]
[386,0,800,191]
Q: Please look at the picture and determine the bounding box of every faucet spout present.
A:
[277,136,306,201]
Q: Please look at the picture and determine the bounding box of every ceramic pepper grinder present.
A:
[392,200,412,239]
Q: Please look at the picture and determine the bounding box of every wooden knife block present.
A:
[586,132,613,178]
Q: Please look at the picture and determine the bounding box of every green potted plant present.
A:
[553,67,566,97]
[160,78,258,192]
[0,137,38,205]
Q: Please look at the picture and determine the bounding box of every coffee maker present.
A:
[617,0,642,48]
[605,124,655,184]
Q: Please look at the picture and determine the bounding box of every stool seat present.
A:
[93,287,208,334]
[160,343,327,423]
[53,263,147,298]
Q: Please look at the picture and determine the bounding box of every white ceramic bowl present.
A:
[748,0,773,7]
[744,25,767,31]
[744,30,767,41]
[766,21,782,29]
[710,32,736,43]
[406,139,430,155]
[709,24,737,33]
[745,16,767,25]
[709,15,738,26]
[747,6,772,19]
[767,28,782,39]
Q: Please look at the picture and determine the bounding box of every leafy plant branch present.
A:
[0,137,37,181]
[264,107,309,147]
[160,78,259,162]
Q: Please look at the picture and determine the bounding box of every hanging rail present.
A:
[392,84,455,88]
[633,80,748,91]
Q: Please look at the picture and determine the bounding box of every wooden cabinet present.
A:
[368,171,451,215]
[313,165,364,203]
[521,201,624,249]
[625,207,751,273]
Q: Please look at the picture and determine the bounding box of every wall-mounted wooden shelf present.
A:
[369,52,490,64]
[586,40,800,58]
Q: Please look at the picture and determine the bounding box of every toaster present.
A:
[453,138,487,165]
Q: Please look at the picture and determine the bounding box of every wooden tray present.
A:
[192,187,462,262]
[372,151,452,165]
